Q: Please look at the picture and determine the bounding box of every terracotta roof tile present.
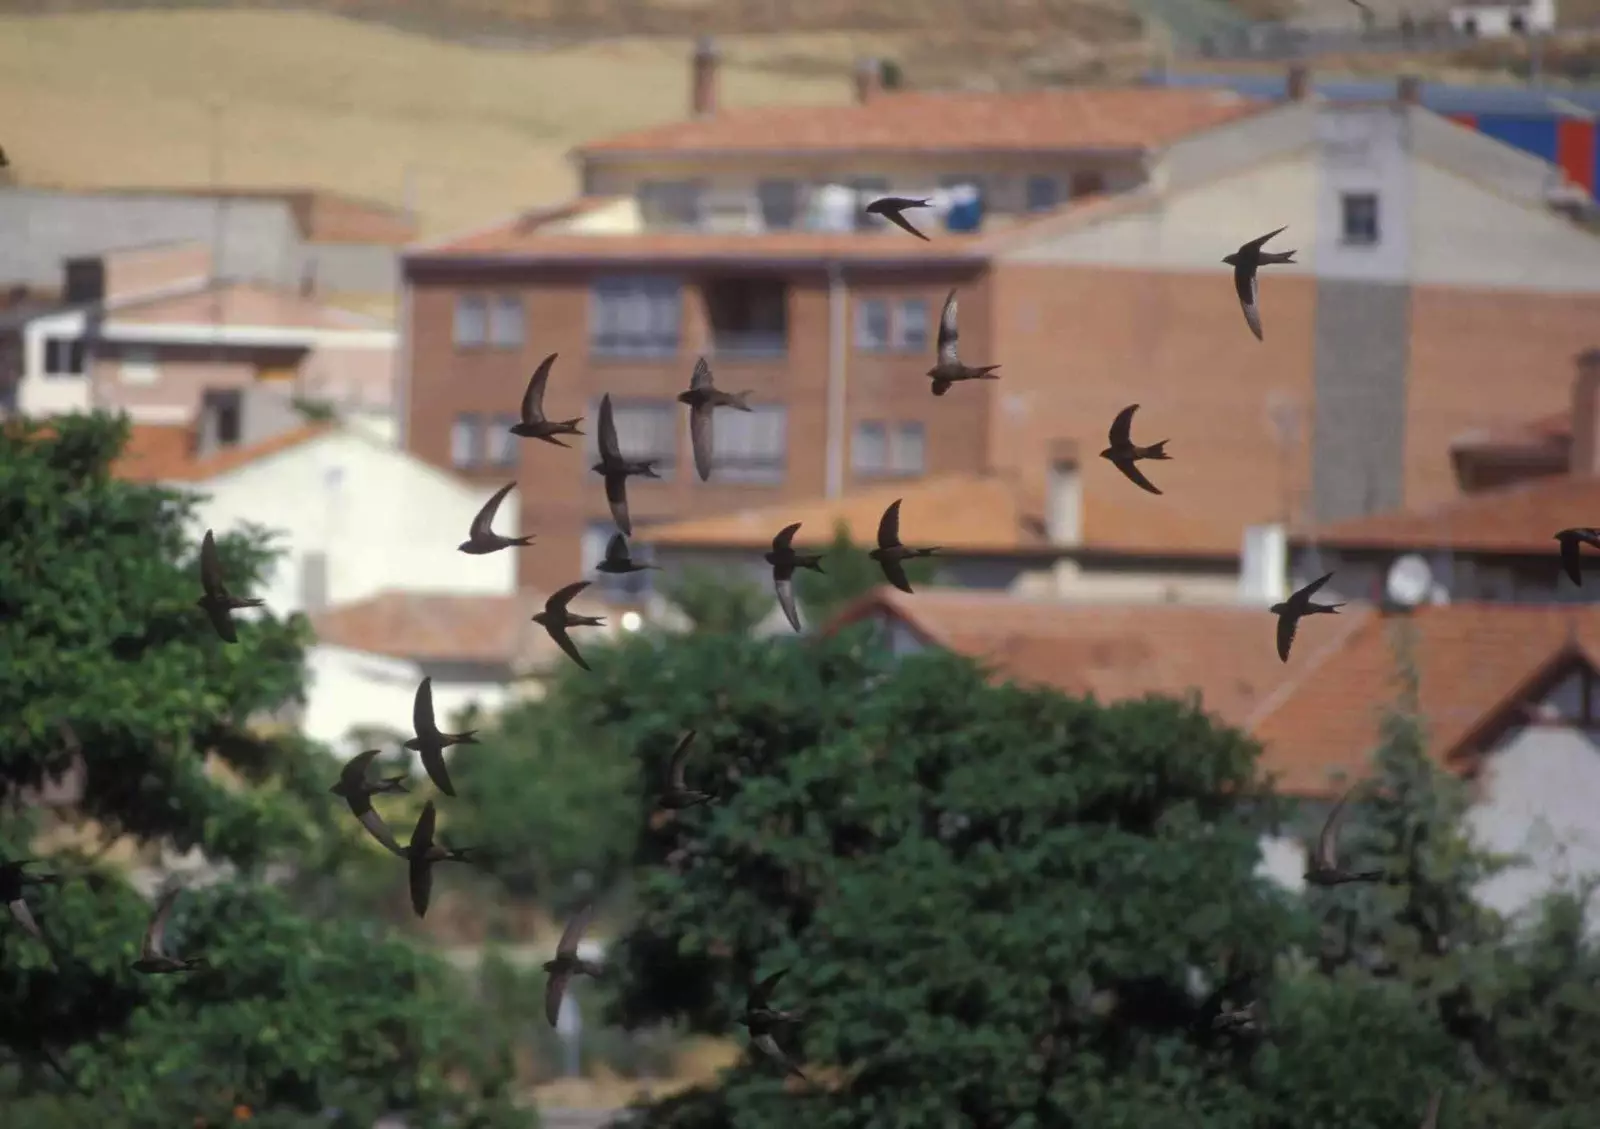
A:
[1306,471,1600,554]
[312,591,538,664]
[824,586,1361,728]
[578,88,1263,156]
[1248,603,1600,795]
[112,423,335,484]
[639,473,1241,558]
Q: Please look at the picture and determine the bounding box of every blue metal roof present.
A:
[1144,71,1600,115]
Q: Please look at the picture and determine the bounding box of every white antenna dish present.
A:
[1385,553,1433,608]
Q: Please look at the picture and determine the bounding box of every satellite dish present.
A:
[1386,553,1433,608]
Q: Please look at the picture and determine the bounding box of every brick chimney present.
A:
[1286,62,1311,102]
[690,36,719,118]
[1045,439,1083,547]
[854,57,882,104]
[1396,72,1422,105]
[1568,347,1600,476]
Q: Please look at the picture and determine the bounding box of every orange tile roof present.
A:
[638,473,1242,558]
[112,423,334,484]
[111,281,391,332]
[1306,471,1600,554]
[1248,603,1600,795]
[577,87,1263,156]
[826,586,1364,728]
[312,590,539,664]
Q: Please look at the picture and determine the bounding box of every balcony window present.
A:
[638,180,704,229]
[587,398,676,471]
[757,180,800,230]
[710,404,788,484]
[706,276,787,358]
[590,276,682,358]
[453,294,487,347]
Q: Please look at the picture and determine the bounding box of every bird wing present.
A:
[603,532,631,569]
[408,856,433,918]
[690,355,714,391]
[141,888,180,960]
[689,400,714,483]
[604,473,632,537]
[356,807,408,857]
[668,730,698,790]
[597,394,622,462]
[521,354,557,423]
[1237,270,1264,342]
[878,556,914,595]
[469,482,516,541]
[1108,404,1139,448]
[545,967,572,1027]
[411,800,438,853]
[557,900,595,959]
[545,623,592,672]
[1275,610,1298,663]
[1295,571,1335,605]
[1113,458,1163,496]
[421,747,456,798]
[883,208,930,242]
[877,499,904,550]
[750,968,789,1010]
[753,1034,806,1080]
[935,290,960,368]
[8,897,43,941]
[1562,535,1583,587]
[413,676,438,738]
[772,522,801,555]
[775,575,802,632]
[340,748,382,789]
[203,602,239,644]
[1242,225,1287,254]
[549,580,591,616]
[1316,783,1361,871]
[199,529,227,599]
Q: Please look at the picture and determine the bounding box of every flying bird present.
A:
[927,289,1001,396]
[740,969,808,1081]
[328,749,410,857]
[864,195,932,241]
[765,522,825,633]
[677,356,752,482]
[0,859,58,943]
[510,353,584,447]
[869,499,940,595]
[197,529,263,644]
[532,580,606,672]
[132,888,208,975]
[405,800,476,919]
[1305,782,1384,887]
[1223,226,1296,342]
[659,730,715,810]
[1270,572,1344,663]
[543,900,604,1027]
[1099,404,1170,496]
[592,393,661,536]
[595,532,659,577]
[458,481,533,555]
[1555,527,1600,586]
[404,676,479,797]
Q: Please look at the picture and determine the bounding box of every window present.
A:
[300,551,329,612]
[489,414,519,467]
[856,297,929,354]
[213,393,242,446]
[119,345,159,385]
[853,421,888,474]
[453,294,487,347]
[451,413,484,468]
[43,337,85,377]
[1069,170,1106,198]
[1026,175,1061,212]
[488,295,525,348]
[854,420,925,477]
[1341,192,1380,246]
[898,299,930,352]
[590,276,682,358]
[588,399,676,469]
[757,180,799,230]
[855,299,891,351]
[892,421,926,474]
[710,404,788,483]
[638,180,703,228]
[706,276,787,357]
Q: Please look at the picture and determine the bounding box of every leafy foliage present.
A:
[662,564,774,636]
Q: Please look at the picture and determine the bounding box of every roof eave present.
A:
[403,250,990,271]
[574,144,1150,163]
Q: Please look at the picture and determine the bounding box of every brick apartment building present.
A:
[400,47,1600,597]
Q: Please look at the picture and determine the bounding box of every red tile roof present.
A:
[577,87,1263,156]
[112,423,335,484]
[311,591,539,664]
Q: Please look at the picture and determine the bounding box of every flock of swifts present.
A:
[0,191,1579,1117]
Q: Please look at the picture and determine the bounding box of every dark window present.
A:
[451,413,484,468]
[757,180,799,230]
[1341,192,1380,246]
[1026,175,1062,212]
[590,276,682,358]
[709,404,787,483]
[215,394,242,446]
[43,337,86,376]
[453,294,487,347]
[706,277,787,357]
[638,181,703,228]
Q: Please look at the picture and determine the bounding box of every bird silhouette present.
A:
[132,888,208,975]
[740,969,808,1081]
[405,801,477,919]
[404,676,479,797]
[659,730,715,809]
[595,532,659,577]
[869,499,940,594]
[458,481,534,555]
[196,529,263,644]
[1305,782,1384,886]
[1270,572,1344,663]
[766,522,825,632]
[532,580,606,672]
[592,394,661,536]
[328,749,409,857]
[865,195,932,241]
[1223,226,1296,342]
[1100,404,1170,495]
[677,356,752,483]
[510,353,584,446]
[543,900,604,1027]
[1555,527,1600,586]
[0,859,58,943]
[927,289,1000,395]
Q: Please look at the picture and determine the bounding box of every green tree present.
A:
[0,413,531,1128]
[795,520,937,627]
[662,564,773,635]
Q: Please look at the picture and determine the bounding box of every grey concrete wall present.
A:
[303,242,401,294]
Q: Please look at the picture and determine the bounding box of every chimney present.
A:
[1045,440,1083,547]
[1238,524,1289,605]
[854,57,883,104]
[1285,62,1311,102]
[1396,72,1422,105]
[690,36,719,119]
[1568,347,1600,475]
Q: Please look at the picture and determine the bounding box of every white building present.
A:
[1448,0,1556,38]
